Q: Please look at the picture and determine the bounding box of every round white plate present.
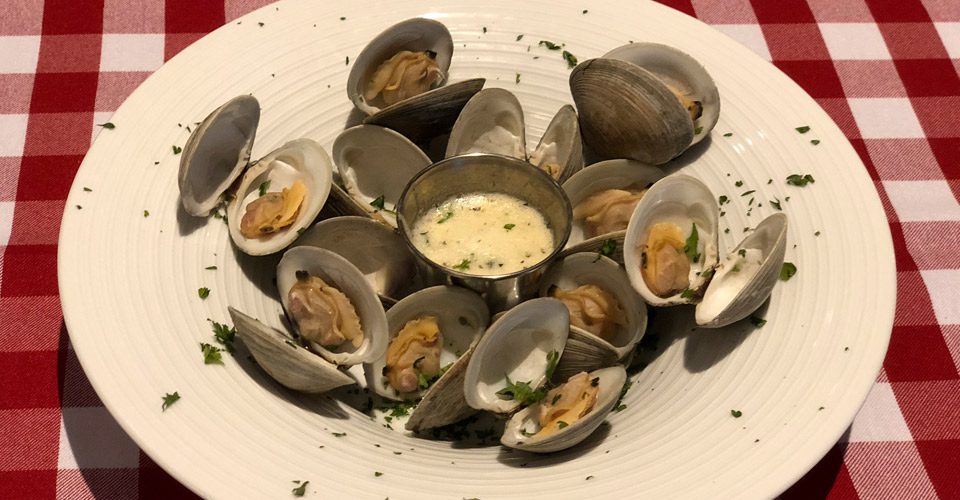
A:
[59,0,895,498]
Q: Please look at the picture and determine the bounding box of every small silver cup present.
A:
[396,154,572,312]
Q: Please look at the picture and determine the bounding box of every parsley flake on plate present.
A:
[779,262,797,281]
[97,122,116,129]
[795,126,810,134]
[562,50,578,68]
[786,174,815,186]
[161,391,180,411]
[731,409,743,418]
[198,287,210,299]
[749,316,767,327]
[291,480,309,496]
[200,342,223,364]
[539,40,562,50]
[172,145,182,155]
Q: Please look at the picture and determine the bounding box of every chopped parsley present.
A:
[557,421,569,429]
[750,316,767,327]
[504,223,516,230]
[205,265,217,270]
[734,180,743,187]
[453,259,471,271]
[562,50,578,68]
[719,195,729,205]
[258,180,271,197]
[545,350,559,379]
[374,471,383,477]
[779,262,797,281]
[770,198,782,211]
[482,27,487,33]
[683,223,700,263]
[436,211,454,223]
[515,72,520,84]
[694,126,703,135]
[198,287,210,299]
[795,126,811,134]
[82,187,92,192]
[810,139,820,145]
[741,190,755,197]
[210,320,236,353]
[331,432,347,437]
[172,145,182,155]
[582,9,588,13]
[680,288,696,299]
[539,40,562,50]
[786,174,815,186]
[161,391,180,411]
[200,343,223,364]
[369,195,395,214]
[143,210,150,218]
[731,409,743,418]
[496,375,546,406]
[516,34,524,41]
[291,480,308,496]
[598,238,617,257]
[612,379,632,413]
[723,132,733,137]
[97,122,115,129]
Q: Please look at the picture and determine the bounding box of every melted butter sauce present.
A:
[410,192,554,276]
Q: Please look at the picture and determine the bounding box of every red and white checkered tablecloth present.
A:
[1,0,958,498]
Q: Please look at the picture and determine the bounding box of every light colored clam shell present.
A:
[228,307,355,393]
[276,246,388,366]
[365,285,489,401]
[539,253,647,363]
[463,298,569,414]
[696,213,788,328]
[528,104,583,183]
[500,365,626,453]
[623,174,720,306]
[562,159,665,249]
[569,58,694,165]
[226,139,332,256]
[347,18,453,115]
[293,216,421,302]
[604,43,720,146]
[178,95,259,216]
[331,125,431,227]
[445,88,527,160]
[406,344,479,432]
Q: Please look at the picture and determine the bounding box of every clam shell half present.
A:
[445,88,527,160]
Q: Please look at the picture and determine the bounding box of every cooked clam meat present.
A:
[534,371,599,437]
[573,187,647,238]
[287,270,364,349]
[384,316,443,393]
[239,179,306,239]
[641,222,693,297]
[551,284,626,341]
[364,50,444,106]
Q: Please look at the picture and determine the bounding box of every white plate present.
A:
[58,0,895,498]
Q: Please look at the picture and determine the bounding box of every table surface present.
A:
[2,0,959,498]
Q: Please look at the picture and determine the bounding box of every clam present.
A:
[569,43,719,164]
[361,286,490,431]
[500,365,626,453]
[539,253,647,378]
[228,307,355,394]
[462,298,569,414]
[226,139,333,255]
[445,88,527,159]
[276,246,388,366]
[695,213,787,328]
[328,124,431,228]
[622,174,720,306]
[347,17,485,143]
[527,104,584,183]
[293,216,422,304]
[560,159,665,263]
[178,95,259,217]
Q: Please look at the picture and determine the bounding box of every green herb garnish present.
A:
[437,211,454,223]
[741,190,755,197]
[504,223,516,230]
[723,132,733,137]
[810,139,820,145]
[770,198,782,211]
[97,122,115,129]
[172,145,182,154]
[750,316,767,327]
[205,265,217,270]
[369,195,396,214]
[779,262,797,281]
[495,375,546,405]
[545,350,559,379]
[210,320,236,353]
[731,409,743,418]
[453,259,471,271]
[734,180,743,187]
[331,432,346,437]
[515,72,520,84]
[82,187,92,192]
[200,343,223,364]
[291,480,308,496]
[680,288,695,299]
[683,223,700,263]
[562,50,578,68]
[161,391,180,411]
[694,126,703,135]
[258,180,271,197]
[786,174,815,186]
[795,126,810,134]
[539,40,562,50]
[516,34,524,41]
[198,287,210,299]
[557,421,568,429]
[143,210,150,218]
[598,239,617,258]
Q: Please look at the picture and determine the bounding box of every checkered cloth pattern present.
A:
[0,0,957,497]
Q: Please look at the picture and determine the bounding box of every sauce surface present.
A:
[410,192,554,276]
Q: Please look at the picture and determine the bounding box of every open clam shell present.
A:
[348,18,453,115]
[445,88,527,160]
[696,213,788,328]
[462,298,569,414]
[528,104,583,183]
[228,307,355,393]
[623,174,720,306]
[276,246,388,366]
[365,285,489,401]
[570,58,694,165]
[293,216,421,303]
[177,95,259,217]
[560,159,665,263]
[329,125,431,228]
[604,43,720,147]
[540,253,647,371]
[226,139,333,256]
[500,365,626,453]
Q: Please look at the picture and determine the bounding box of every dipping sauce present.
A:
[409,192,554,275]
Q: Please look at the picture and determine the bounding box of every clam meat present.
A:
[287,271,364,350]
[364,50,444,108]
[550,284,627,342]
[383,315,443,394]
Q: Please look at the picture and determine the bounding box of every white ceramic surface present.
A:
[58,0,895,498]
